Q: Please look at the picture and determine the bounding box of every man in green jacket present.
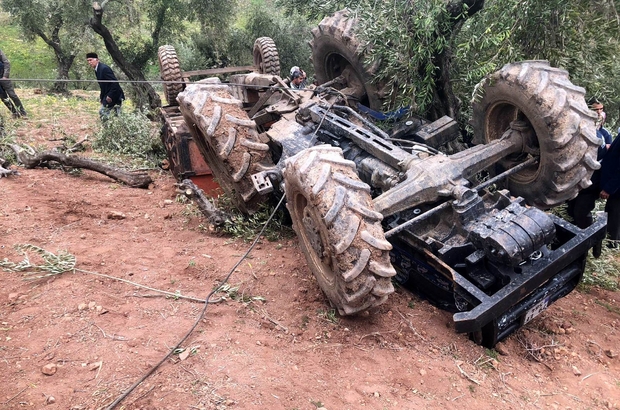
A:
[0,49,27,118]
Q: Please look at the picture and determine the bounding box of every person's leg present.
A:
[99,105,111,120]
[0,79,26,117]
[605,197,620,247]
[569,188,598,229]
[0,83,18,116]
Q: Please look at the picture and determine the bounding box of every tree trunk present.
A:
[34,25,76,94]
[427,0,486,120]
[52,55,75,94]
[11,146,153,188]
[89,2,162,109]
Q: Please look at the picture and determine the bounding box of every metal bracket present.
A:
[251,171,273,194]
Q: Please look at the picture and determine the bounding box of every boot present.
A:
[2,98,18,117]
[11,96,27,118]
[593,239,603,258]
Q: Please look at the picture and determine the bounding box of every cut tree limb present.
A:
[0,157,18,177]
[10,144,152,188]
[179,179,229,227]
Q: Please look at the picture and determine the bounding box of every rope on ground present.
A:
[103,193,287,410]
[74,268,219,303]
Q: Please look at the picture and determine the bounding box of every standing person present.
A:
[591,102,606,130]
[0,48,27,118]
[86,52,124,119]
[566,104,611,230]
[599,128,620,248]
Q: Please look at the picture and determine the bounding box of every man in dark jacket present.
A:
[599,128,620,247]
[566,127,610,229]
[86,52,124,119]
[0,48,27,118]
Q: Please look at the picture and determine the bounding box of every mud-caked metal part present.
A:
[177,78,276,214]
[158,45,184,106]
[471,60,600,209]
[253,37,281,76]
[310,10,388,111]
[283,146,397,315]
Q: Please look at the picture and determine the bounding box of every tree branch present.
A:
[10,145,152,188]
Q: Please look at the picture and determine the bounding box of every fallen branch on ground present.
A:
[178,179,230,227]
[0,161,18,177]
[7,143,152,188]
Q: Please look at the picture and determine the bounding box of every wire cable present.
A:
[103,193,286,410]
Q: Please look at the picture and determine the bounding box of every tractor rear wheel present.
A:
[471,61,600,209]
[310,10,388,111]
[283,146,396,315]
[158,45,184,106]
[253,37,281,76]
[177,80,275,214]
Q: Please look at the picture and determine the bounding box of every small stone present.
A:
[558,327,566,334]
[419,368,427,376]
[495,342,509,356]
[572,365,581,376]
[88,302,96,309]
[78,303,87,311]
[605,349,617,359]
[41,363,57,376]
[80,234,86,239]
[89,361,102,371]
[46,396,55,405]
[107,211,126,220]
[8,293,19,301]
[373,391,380,397]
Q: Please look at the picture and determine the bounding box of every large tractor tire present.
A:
[158,45,184,106]
[310,10,388,111]
[471,61,600,209]
[283,146,397,315]
[253,37,281,76]
[177,79,275,214]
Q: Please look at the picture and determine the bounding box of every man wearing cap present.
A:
[86,52,125,119]
[0,48,27,118]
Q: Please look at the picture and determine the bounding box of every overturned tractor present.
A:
[159,11,605,347]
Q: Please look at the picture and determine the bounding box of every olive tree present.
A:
[278,0,485,119]
[1,0,92,93]
[88,0,237,109]
[455,0,620,128]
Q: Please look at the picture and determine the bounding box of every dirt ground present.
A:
[1,91,620,410]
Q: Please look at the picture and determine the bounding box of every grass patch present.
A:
[595,299,620,316]
[555,203,620,291]
[0,13,57,88]
[92,109,165,168]
[216,195,294,242]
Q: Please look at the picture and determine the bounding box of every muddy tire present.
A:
[253,37,281,76]
[283,146,396,315]
[310,10,387,111]
[158,45,184,106]
[177,80,275,213]
[471,61,600,209]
